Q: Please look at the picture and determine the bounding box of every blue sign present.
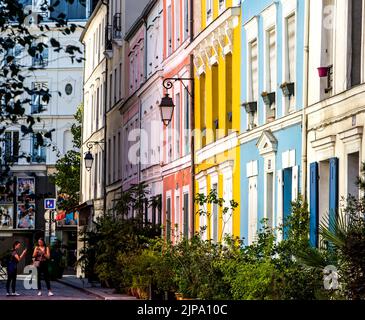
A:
[44,198,56,210]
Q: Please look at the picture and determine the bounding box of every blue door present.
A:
[283,168,293,239]
[310,162,319,247]
[329,158,339,233]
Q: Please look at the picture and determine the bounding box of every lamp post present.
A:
[159,78,194,126]
[83,141,104,172]
[160,77,195,238]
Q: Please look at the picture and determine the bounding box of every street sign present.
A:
[44,198,56,210]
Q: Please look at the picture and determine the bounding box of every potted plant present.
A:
[280,82,295,97]
[317,66,329,78]
[261,91,276,106]
[242,101,257,114]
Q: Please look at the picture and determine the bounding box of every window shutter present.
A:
[329,157,339,232]
[283,167,293,239]
[310,162,319,247]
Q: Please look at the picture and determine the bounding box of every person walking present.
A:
[6,241,27,296]
[32,238,54,296]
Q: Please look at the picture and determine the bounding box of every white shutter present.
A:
[276,170,283,241]
[292,165,299,201]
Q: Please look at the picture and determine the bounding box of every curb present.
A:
[55,279,105,300]
[56,279,137,300]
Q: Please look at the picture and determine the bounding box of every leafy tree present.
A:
[51,104,82,211]
[0,0,84,194]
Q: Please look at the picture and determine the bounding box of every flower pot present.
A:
[242,101,257,114]
[317,66,329,78]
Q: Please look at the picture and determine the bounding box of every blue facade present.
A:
[239,0,305,243]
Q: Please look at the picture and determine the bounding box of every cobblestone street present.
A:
[0,276,101,300]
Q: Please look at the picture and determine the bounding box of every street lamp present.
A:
[159,93,175,126]
[84,141,104,171]
[160,78,194,126]
[84,151,94,172]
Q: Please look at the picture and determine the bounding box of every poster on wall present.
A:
[0,204,14,229]
[17,177,35,202]
[17,204,35,229]
[0,182,14,203]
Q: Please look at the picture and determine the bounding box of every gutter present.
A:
[301,0,310,201]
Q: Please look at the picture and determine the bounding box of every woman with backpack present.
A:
[6,241,27,296]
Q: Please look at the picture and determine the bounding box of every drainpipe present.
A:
[301,0,310,201]
[102,0,109,216]
[189,0,195,238]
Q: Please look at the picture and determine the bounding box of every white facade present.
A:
[306,0,365,241]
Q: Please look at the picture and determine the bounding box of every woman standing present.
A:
[32,238,54,296]
[6,241,27,296]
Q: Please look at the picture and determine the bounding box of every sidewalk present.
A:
[57,275,138,300]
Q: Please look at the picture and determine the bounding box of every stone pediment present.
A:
[256,130,278,156]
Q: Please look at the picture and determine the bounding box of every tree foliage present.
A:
[0,0,84,192]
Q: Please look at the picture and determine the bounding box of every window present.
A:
[114,68,117,104]
[118,132,121,179]
[166,197,171,240]
[266,28,276,122]
[175,0,180,47]
[119,62,122,99]
[108,138,111,184]
[222,176,233,238]
[32,133,46,163]
[286,14,296,83]
[206,0,213,24]
[183,192,189,238]
[183,87,190,155]
[212,183,218,242]
[175,194,180,240]
[31,82,48,114]
[248,39,258,129]
[226,54,233,133]
[350,0,363,87]
[219,0,226,14]
[184,0,189,40]
[167,4,172,55]
[175,93,181,159]
[32,47,48,67]
[249,40,258,102]
[113,135,116,182]
[212,65,219,141]
[94,152,98,198]
[347,152,360,199]
[3,131,19,163]
[65,83,73,96]
[200,74,206,146]
[109,73,112,110]
[266,172,274,228]
[199,186,207,240]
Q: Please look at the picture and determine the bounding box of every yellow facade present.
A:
[193,0,241,241]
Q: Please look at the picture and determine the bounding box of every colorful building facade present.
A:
[239,0,305,244]
[161,0,193,242]
[190,0,241,241]
[306,0,365,247]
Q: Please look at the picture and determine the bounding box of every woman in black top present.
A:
[6,241,27,296]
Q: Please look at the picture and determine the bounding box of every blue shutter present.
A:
[283,168,293,239]
[310,162,319,247]
[329,157,339,232]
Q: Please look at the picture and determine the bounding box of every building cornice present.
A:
[238,111,302,145]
